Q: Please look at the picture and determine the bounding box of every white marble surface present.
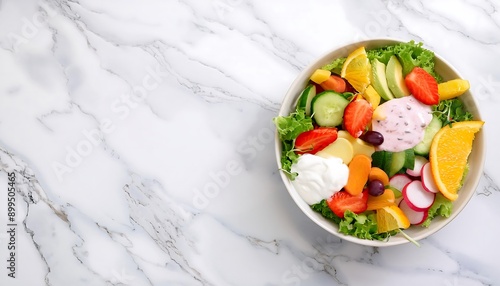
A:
[0,0,499,285]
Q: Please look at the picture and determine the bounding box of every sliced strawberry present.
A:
[404,67,439,105]
[294,127,338,154]
[343,99,373,138]
[327,190,369,218]
[320,75,347,93]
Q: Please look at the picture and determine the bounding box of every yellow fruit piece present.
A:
[376,205,410,233]
[362,85,381,109]
[367,189,395,211]
[430,121,484,201]
[341,46,371,93]
[352,138,375,158]
[310,69,331,84]
[315,137,354,164]
[337,130,352,139]
[438,79,470,100]
[372,105,386,120]
[337,131,375,158]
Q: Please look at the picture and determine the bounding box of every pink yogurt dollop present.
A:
[371,96,433,152]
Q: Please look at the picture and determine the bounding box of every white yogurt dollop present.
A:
[291,154,349,205]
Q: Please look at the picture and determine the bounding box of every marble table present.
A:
[0,0,499,285]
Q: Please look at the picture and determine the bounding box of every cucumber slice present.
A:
[311,91,349,127]
[413,115,442,156]
[372,149,416,177]
[296,84,317,116]
[372,150,396,176]
[403,148,415,170]
[371,151,386,170]
[388,151,405,177]
[382,151,393,175]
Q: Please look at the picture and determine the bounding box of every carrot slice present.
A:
[344,154,372,196]
[320,75,347,93]
[368,167,390,186]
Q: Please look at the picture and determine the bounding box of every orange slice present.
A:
[376,205,410,233]
[341,46,371,93]
[429,120,484,201]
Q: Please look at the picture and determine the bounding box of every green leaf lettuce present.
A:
[311,200,398,241]
[273,109,313,179]
[422,193,453,227]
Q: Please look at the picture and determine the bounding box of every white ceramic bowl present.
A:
[275,38,485,247]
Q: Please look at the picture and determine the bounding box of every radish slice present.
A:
[421,162,439,193]
[399,199,428,225]
[406,156,429,177]
[389,174,412,191]
[402,180,435,211]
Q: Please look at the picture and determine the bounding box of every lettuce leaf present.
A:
[367,40,442,82]
[340,211,398,240]
[311,200,341,224]
[432,98,473,126]
[311,201,398,241]
[321,57,346,75]
[273,108,313,141]
[421,193,453,227]
[279,140,300,179]
[273,109,313,178]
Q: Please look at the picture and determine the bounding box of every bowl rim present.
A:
[274,37,486,247]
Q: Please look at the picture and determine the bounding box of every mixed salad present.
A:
[274,41,482,242]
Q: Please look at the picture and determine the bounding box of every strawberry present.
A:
[320,75,347,93]
[327,190,369,218]
[343,99,373,138]
[294,127,338,154]
[404,67,439,105]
